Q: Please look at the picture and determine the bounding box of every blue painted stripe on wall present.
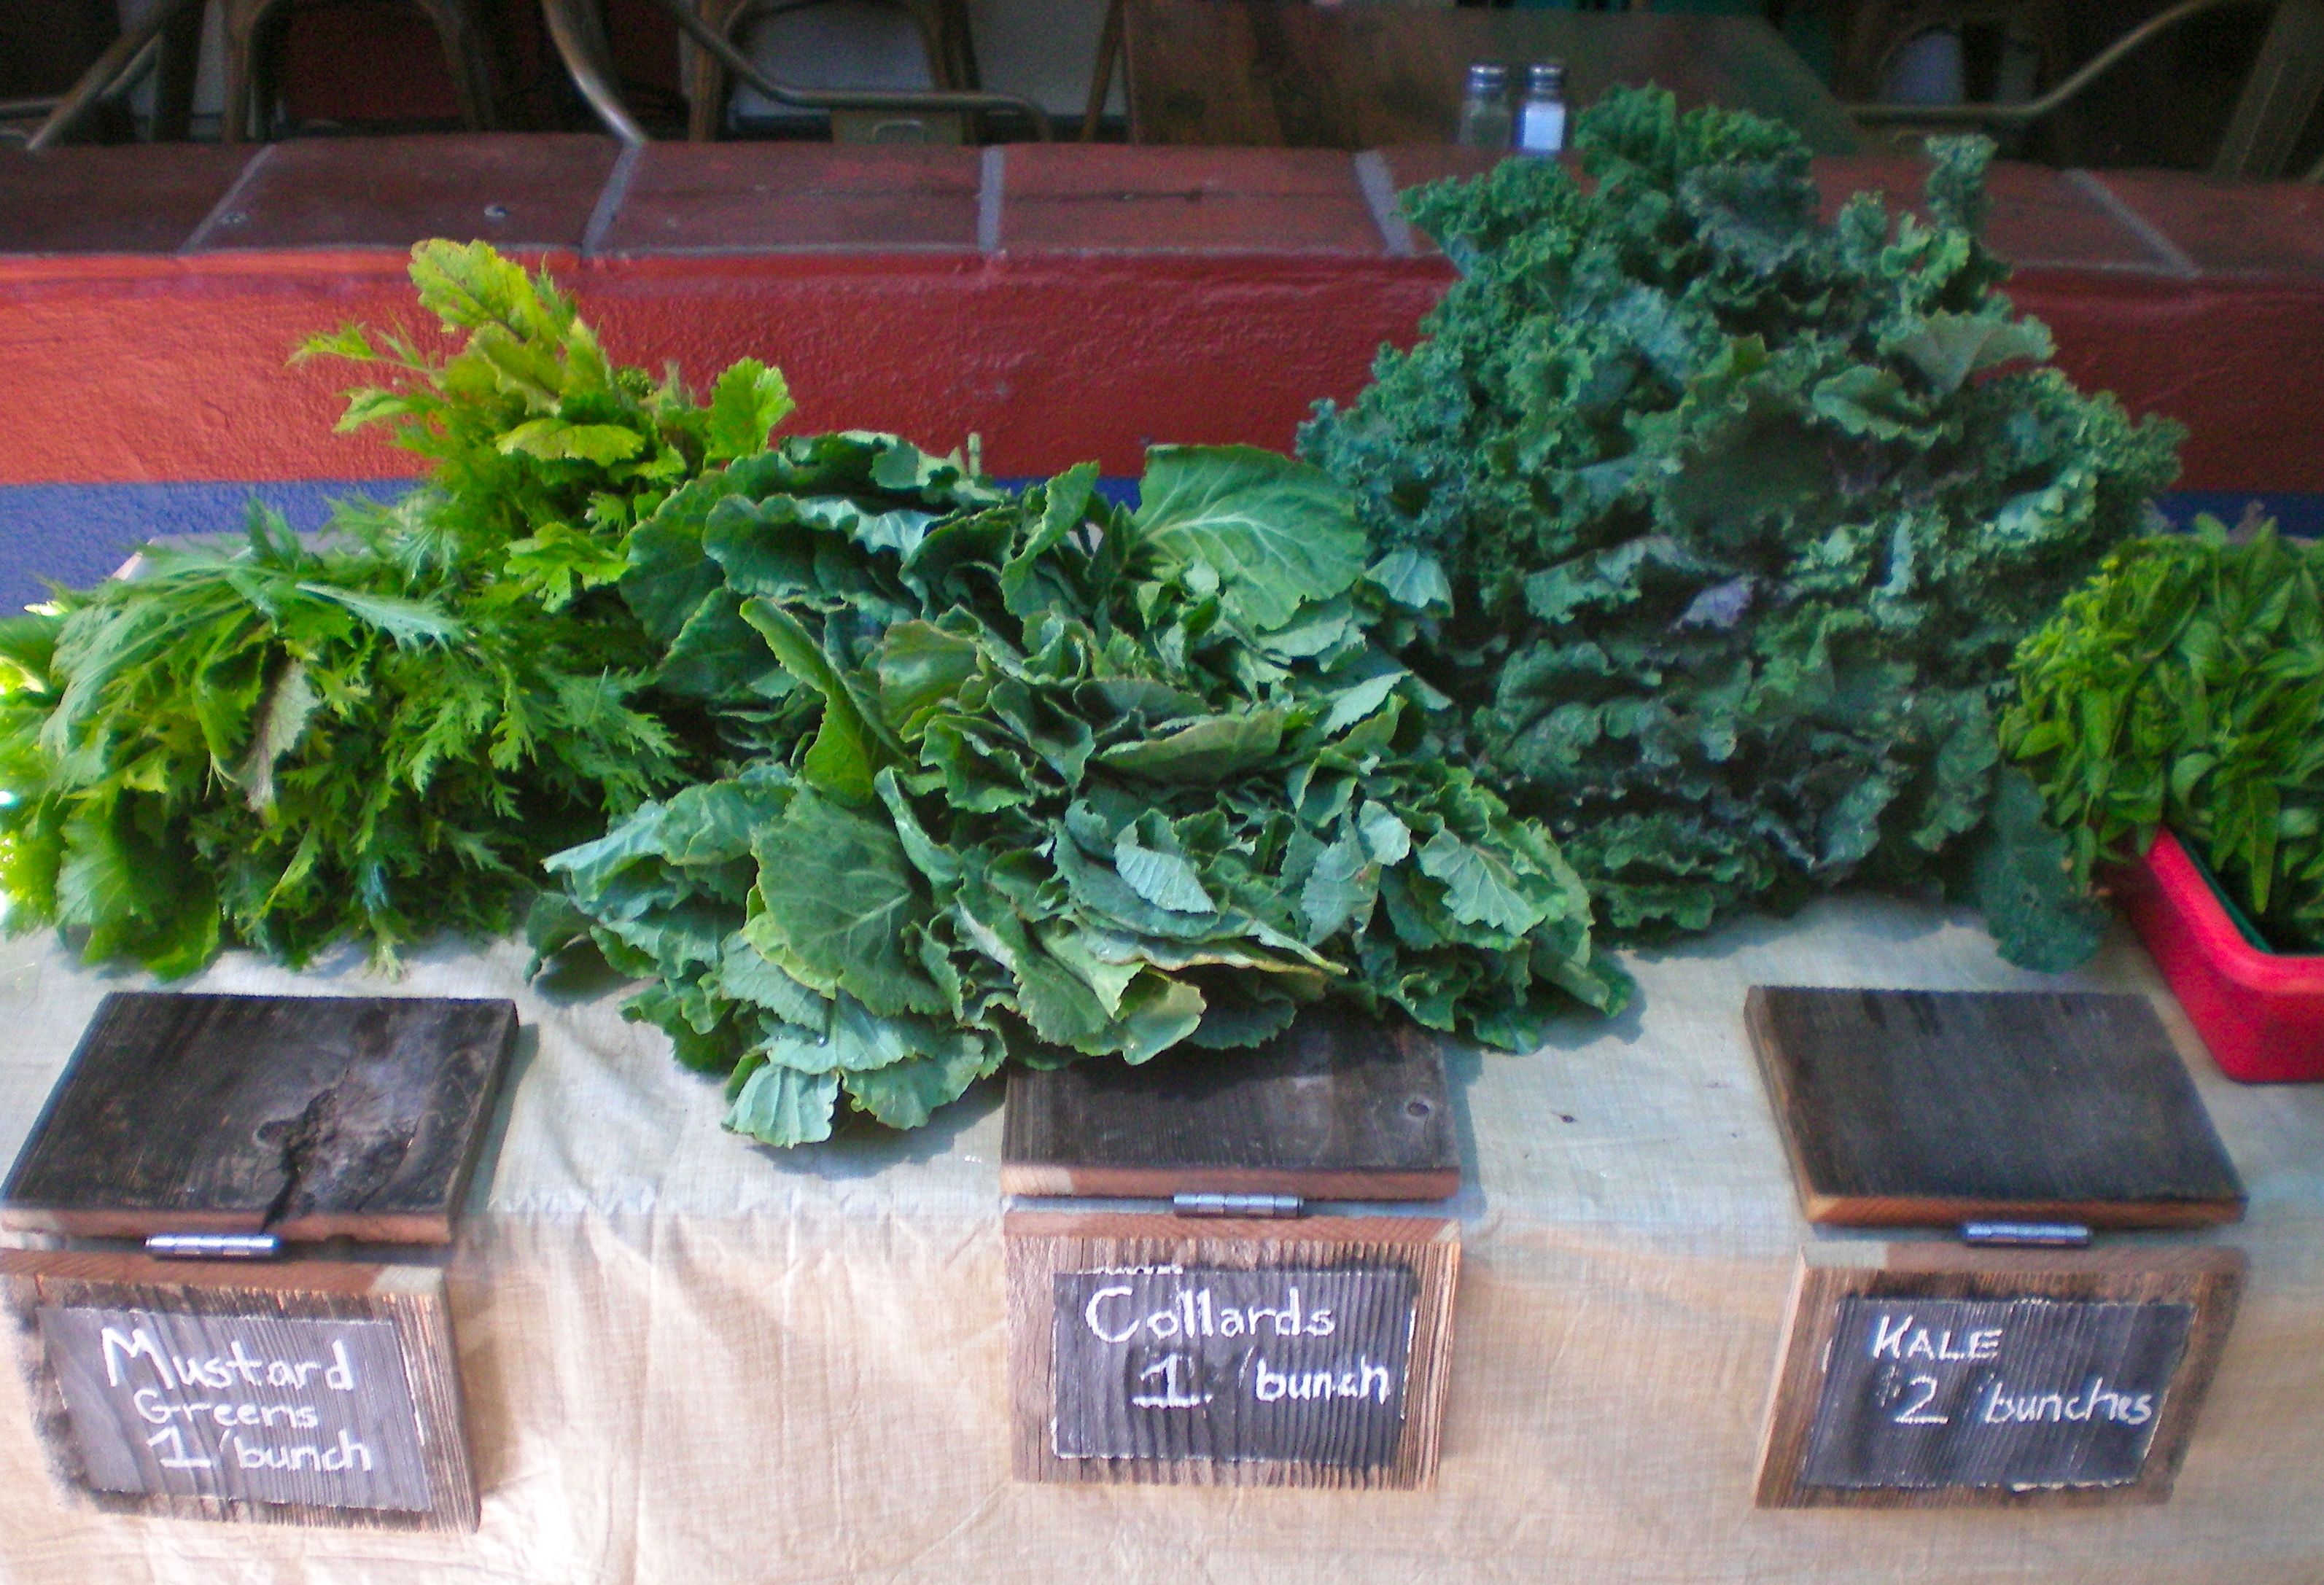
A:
[2152,492,2324,537]
[0,480,2315,612]
[0,480,413,610]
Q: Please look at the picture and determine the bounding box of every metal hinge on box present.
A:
[1172,1192,1304,1219]
[142,1232,283,1260]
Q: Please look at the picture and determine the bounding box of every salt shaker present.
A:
[1515,61,1567,157]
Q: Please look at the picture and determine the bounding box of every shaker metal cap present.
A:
[1465,61,1511,92]
[1526,60,1567,93]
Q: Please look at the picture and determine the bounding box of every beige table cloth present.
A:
[2,896,2318,1584]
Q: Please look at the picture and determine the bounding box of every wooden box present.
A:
[1743,986,2250,1509]
[1002,1006,1461,1489]
[1,991,518,1531]
[1744,986,2245,1228]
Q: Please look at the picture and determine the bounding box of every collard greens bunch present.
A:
[1299,87,2182,967]
[0,243,791,973]
[537,441,1625,1145]
[2005,518,2324,954]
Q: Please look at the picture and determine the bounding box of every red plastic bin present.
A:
[2111,827,2324,1083]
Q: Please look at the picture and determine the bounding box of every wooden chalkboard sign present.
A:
[1006,1212,1457,1489]
[1003,1005,1464,1487]
[1,991,513,1529]
[3,992,518,1243]
[0,1249,477,1530]
[1003,1004,1458,1201]
[1746,987,2245,1228]
[1755,1244,2244,1508]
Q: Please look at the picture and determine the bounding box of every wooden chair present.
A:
[542,0,1049,146]
[29,0,500,149]
[1835,0,2324,178]
[681,0,981,140]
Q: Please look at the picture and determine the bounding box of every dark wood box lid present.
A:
[3,992,518,1245]
[1746,986,2246,1229]
[1001,1003,1460,1202]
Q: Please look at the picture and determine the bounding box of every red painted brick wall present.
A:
[1,139,2320,489]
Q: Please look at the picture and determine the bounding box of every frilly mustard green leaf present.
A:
[0,240,801,975]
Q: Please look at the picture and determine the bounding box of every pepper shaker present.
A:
[1456,61,1513,151]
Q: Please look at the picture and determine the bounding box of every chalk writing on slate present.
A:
[1052,1266,1417,1468]
[39,1306,431,1512]
[1802,1296,2195,1492]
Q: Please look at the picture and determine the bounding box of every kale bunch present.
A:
[0,243,791,974]
[2006,518,2324,953]
[536,440,1623,1145]
[1298,87,2181,967]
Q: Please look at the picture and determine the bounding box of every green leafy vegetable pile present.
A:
[0,242,791,973]
[536,441,1625,1145]
[1298,87,2181,968]
[2005,518,2324,954]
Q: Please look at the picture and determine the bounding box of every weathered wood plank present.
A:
[1745,988,2245,1228]
[1754,1244,2243,1508]
[1006,1212,1458,1489]
[0,1249,478,1530]
[2,992,518,1243]
[1000,1003,1459,1201]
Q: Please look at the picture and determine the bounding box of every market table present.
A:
[1,894,2317,1583]
[1114,0,1862,151]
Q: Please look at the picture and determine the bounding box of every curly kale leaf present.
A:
[543,440,1625,1146]
[1298,86,2180,963]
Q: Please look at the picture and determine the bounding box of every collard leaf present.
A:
[1186,992,1301,1049]
[845,1040,994,1129]
[741,597,894,804]
[1002,460,1099,618]
[725,1060,839,1145]
[1013,947,1116,1049]
[1114,826,1218,914]
[753,789,941,1016]
[1417,830,1547,936]
[1358,800,1412,864]
[1366,548,1453,612]
[1132,445,1366,628]
[1097,709,1286,783]
[1299,827,1375,941]
[877,622,981,736]
[623,506,731,645]
[1113,973,1208,1063]
[716,934,828,1028]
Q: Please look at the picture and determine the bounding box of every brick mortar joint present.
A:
[2063,170,2199,279]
